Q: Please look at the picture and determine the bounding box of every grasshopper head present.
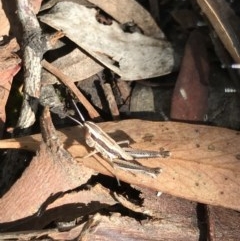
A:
[84,127,95,148]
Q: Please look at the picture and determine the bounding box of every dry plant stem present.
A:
[41,59,100,119]
[102,83,120,120]
[0,120,240,210]
[16,0,43,128]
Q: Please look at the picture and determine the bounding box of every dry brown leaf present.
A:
[0,38,21,136]
[0,0,10,36]
[171,30,209,121]
[42,48,103,84]
[0,120,239,210]
[88,0,165,38]
[197,0,240,63]
[40,2,174,80]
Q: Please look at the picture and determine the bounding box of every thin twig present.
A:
[102,83,120,120]
[42,59,100,119]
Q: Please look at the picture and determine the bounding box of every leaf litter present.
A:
[1,0,240,240]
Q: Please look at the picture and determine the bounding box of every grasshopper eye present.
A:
[86,137,95,147]
[85,131,95,147]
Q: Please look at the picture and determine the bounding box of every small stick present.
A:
[102,83,120,120]
[116,80,131,103]
[42,59,100,119]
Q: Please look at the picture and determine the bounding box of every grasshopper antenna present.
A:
[66,100,85,127]
[72,99,85,122]
[67,115,84,127]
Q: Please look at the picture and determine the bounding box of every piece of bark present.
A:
[0,193,201,240]
[1,195,200,240]
[3,193,240,240]
[206,206,240,241]
[14,6,63,130]
[16,0,44,128]
[0,107,94,225]
[171,30,209,121]
[0,120,239,210]
[17,0,42,99]
[0,183,119,231]
[69,213,198,241]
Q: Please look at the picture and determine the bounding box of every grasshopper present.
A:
[67,101,170,182]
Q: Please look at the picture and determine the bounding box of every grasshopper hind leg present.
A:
[87,152,122,186]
